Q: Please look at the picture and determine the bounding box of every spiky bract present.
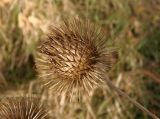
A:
[0,97,48,119]
[36,18,117,97]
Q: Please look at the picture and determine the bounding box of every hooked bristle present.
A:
[35,18,117,98]
[0,97,48,119]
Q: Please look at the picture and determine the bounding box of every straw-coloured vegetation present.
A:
[36,18,117,98]
[0,97,48,119]
[0,0,160,118]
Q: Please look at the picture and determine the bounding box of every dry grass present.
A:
[0,0,160,118]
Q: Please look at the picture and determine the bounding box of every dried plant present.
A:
[35,18,159,119]
[35,18,117,98]
[0,97,48,119]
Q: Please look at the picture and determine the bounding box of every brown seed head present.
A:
[0,97,48,119]
[36,18,117,97]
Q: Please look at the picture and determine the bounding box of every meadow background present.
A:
[0,0,160,118]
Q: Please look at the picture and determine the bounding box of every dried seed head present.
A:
[36,18,117,97]
[0,97,48,119]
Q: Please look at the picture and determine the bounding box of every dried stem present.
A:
[104,75,159,119]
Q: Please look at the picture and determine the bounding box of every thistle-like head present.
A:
[0,97,48,119]
[36,18,117,98]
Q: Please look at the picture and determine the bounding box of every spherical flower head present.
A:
[0,97,48,119]
[36,18,117,98]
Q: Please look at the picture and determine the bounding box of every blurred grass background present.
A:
[0,0,160,118]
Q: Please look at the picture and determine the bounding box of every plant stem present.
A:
[104,75,159,119]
